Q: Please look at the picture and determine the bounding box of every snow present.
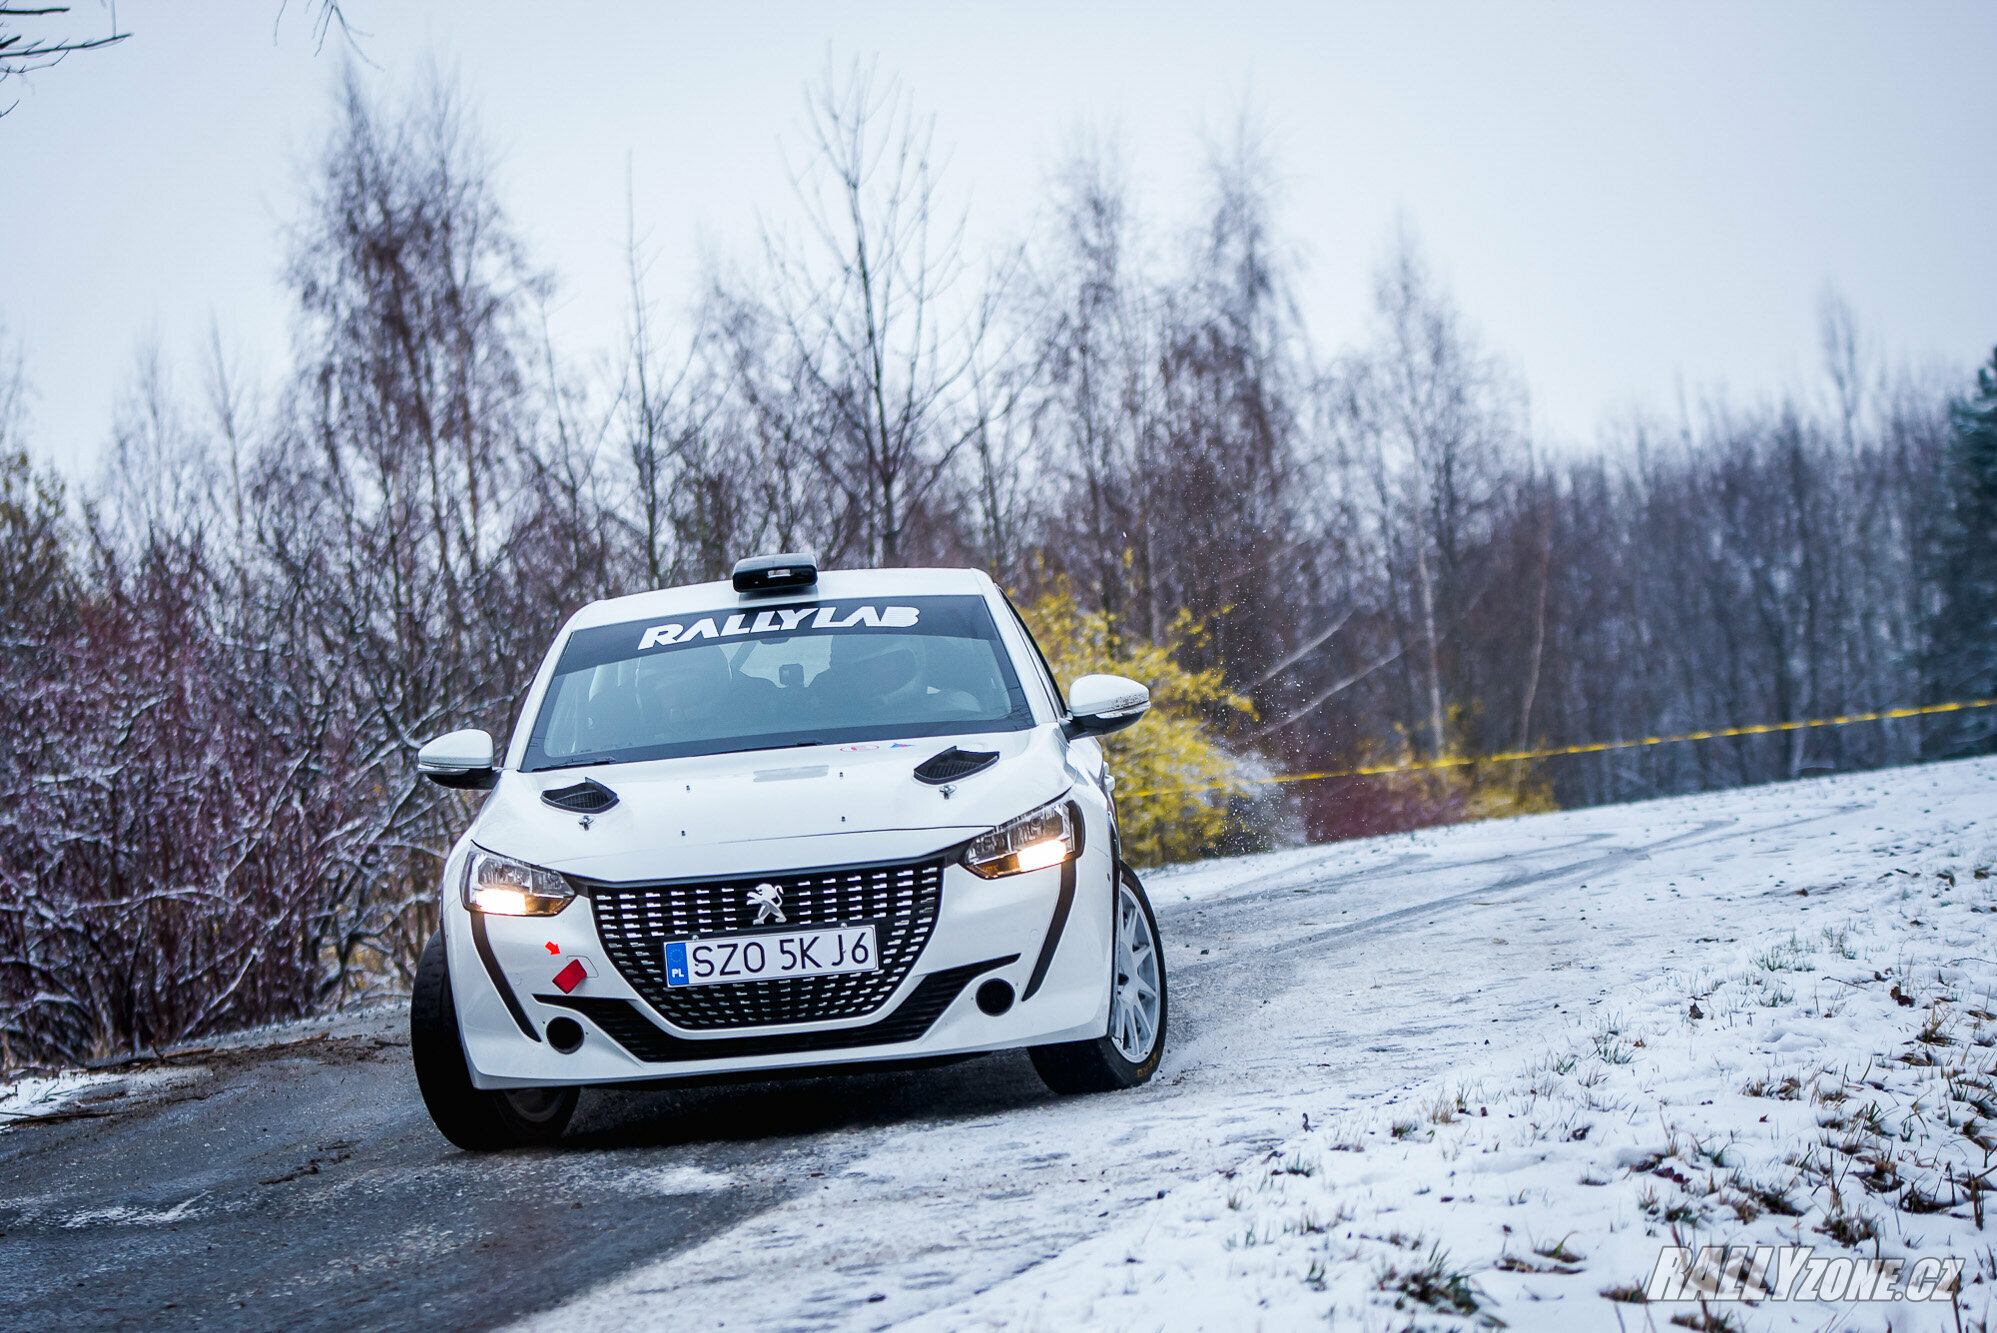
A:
[641,1166,738,1195]
[0,1001,407,1133]
[517,757,1997,1331]
[920,762,1997,1331]
[0,1070,130,1128]
[58,1197,206,1228]
[12,755,1982,1329]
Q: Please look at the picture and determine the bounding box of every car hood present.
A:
[470,726,1077,882]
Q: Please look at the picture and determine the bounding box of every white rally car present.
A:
[409,555,1167,1149]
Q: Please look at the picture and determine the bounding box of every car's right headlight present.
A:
[462,846,575,916]
[963,799,1080,879]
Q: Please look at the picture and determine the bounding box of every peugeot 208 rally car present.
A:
[409,555,1166,1149]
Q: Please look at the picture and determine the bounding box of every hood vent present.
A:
[913,747,999,786]
[542,777,620,814]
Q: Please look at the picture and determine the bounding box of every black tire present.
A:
[1030,864,1168,1095]
[410,929,578,1151]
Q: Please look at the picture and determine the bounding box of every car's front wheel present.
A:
[411,930,578,1150]
[1030,864,1167,1094]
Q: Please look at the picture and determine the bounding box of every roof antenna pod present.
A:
[732,552,819,596]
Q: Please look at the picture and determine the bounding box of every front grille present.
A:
[535,956,1016,1063]
[586,858,945,1030]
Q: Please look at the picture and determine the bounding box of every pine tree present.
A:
[1926,348,1997,757]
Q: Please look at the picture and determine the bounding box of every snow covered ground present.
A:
[0,999,410,1133]
[921,760,1997,1331]
[0,1069,132,1127]
[8,757,1993,1331]
[524,757,1997,1332]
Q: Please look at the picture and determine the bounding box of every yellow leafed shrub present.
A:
[1424,705,1560,822]
[1299,707,1557,842]
[1013,586,1255,866]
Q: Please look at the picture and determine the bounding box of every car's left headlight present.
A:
[963,798,1080,878]
[462,845,575,916]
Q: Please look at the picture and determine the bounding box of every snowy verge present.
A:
[0,1070,134,1128]
[0,999,407,1131]
[919,791,1997,1330]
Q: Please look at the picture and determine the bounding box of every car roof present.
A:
[562,566,1001,632]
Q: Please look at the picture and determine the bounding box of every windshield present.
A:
[521,594,1034,770]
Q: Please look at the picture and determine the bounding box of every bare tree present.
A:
[4,58,1989,1064]
[752,59,994,567]
[1331,233,1523,759]
[1031,138,1157,623]
[0,3,127,112]
[0,318,27,458]
[99,339,220,549]
[2,3,363,115]
[273,67,550,985]
[619,167,678,587]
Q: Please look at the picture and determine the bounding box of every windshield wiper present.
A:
[535,754,618,772]
[534,739,827,771]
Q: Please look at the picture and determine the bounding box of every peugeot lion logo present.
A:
[747,883,785,924]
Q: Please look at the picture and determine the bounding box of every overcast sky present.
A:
[2,1,1992,477]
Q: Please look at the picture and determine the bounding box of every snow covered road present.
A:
[3,758,1991,1330]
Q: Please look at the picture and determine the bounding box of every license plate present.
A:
[663,925,879,988]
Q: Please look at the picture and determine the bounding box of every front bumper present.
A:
[444,835,1116,1089]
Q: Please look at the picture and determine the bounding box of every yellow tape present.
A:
[1123,697,1997,799]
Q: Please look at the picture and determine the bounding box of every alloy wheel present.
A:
[1109,878,1162,1061]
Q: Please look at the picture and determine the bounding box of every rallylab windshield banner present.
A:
[553,595,1000,675]
[638,603,919,649]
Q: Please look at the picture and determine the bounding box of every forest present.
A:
[2,67,1992,1066]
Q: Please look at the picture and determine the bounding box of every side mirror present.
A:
[1065,674,1151,737]
[417,728,498,790]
